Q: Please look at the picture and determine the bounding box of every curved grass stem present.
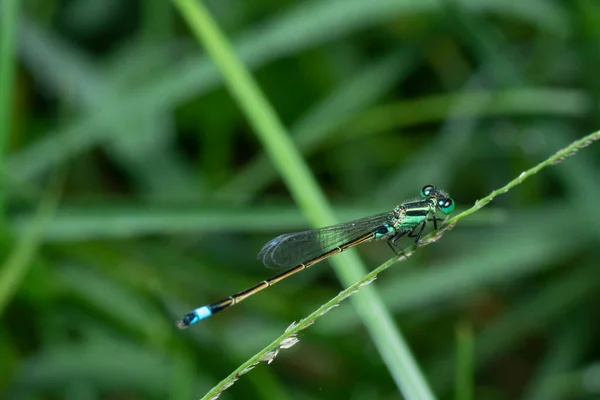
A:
[196,135,600,400]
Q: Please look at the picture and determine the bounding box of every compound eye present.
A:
[438,198,455,214]
[421,184,435,197]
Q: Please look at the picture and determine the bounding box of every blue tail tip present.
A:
[176,306,212,329]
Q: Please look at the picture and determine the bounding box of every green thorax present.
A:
[395,198,435,230]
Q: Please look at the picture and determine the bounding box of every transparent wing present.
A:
[257,211,394,269]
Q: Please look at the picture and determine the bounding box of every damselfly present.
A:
[176,185,454,329]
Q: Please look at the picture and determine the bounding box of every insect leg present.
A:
[409,220,427,244]
[386,230,409,254]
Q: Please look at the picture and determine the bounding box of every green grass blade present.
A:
[172,0,437,399]
[0,178,61,316]
[0,0,20,219]
[455,322,474,400]
[343,88,588,140]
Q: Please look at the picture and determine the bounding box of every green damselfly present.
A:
[177,185,454,329]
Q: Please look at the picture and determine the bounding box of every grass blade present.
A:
[0,0,19,218]
[172,0,437,398]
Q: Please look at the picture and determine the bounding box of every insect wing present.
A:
[258,212,394,269]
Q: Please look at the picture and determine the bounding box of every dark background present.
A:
[3,1,600,399]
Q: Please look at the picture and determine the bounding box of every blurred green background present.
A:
[2,0,600,399]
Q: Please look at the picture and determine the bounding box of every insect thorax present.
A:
[389,205,407,231]
[392,200,434,231]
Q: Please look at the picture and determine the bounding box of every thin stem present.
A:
[199,131,600,399]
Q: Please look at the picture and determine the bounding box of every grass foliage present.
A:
[3,1,600,399]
